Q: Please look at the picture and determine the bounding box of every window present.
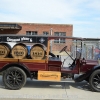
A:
[60,39,66,43]
[26,31,37,35]
[54,32,66,43]
[54,39,59,43]
[43,32,49,35]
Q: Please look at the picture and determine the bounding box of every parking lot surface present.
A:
[0,76,100,100]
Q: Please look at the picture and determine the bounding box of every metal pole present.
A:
[50,28,53,52]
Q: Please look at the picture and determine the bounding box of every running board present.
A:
[32,78,73,82]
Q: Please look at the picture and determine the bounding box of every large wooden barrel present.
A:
[30,44,45,60]
[0,43,11,58]
[11,43,28,59]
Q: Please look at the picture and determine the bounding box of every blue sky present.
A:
[0,0,100,38]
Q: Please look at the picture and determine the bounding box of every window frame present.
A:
[54,32,66,43]
[43,31,49,35]
[26,31,38,35]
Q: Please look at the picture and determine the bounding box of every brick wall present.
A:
[0,22,73,52]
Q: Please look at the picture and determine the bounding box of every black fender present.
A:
[0,63,32,79]
[93,65,100,70]
[74,65,100,82]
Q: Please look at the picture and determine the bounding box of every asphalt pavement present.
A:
[0,76,100,100]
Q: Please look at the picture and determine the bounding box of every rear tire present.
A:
[89,69,100,92]
[3,67,26,90]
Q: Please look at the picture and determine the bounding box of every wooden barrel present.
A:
[0,43,11,58]
[11,43,28,59]
[30,44,45,60]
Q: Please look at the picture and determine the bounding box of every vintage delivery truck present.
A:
[0,34,100,92]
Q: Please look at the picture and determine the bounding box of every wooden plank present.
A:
[0,58,46,63]
[19,59,46,63]
[0,58,18,62]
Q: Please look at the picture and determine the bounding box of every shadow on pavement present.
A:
[24,79,92,91]
[65,81,92,91]
[0,75,91,91]
[24,79,67,89]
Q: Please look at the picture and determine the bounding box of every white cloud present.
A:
[88,0,100,11]
[0,0,100,38]
[94,17,100,21]
[0,0,81,21]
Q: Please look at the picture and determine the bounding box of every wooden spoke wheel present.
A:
[89,69,100,92]
[3,67,26,90]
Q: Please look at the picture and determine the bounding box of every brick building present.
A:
[0,22,73,54]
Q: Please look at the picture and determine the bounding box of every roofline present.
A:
[0,22,73,26]
[83,38,100,41]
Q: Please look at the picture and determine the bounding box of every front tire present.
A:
[89,69,100,92]
[3,67,26,90]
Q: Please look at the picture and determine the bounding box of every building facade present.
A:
[0,22,73,54]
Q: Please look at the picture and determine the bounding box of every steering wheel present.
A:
[59,46,67,53]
